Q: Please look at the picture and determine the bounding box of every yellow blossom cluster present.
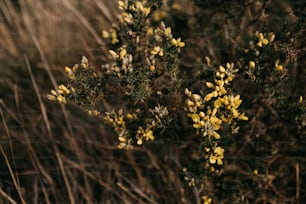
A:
[48,56,101,118]
[150,46,164,56]
[102,28,119,45]
[118,0,151,19]
[47,84,70,104]
[147,22,185,49]
[256,32,285,71]
[103,0,151,41]
[102,0,185,77]
[49,1,180,150]
[87,110,100,117]
[185,60,248,169]
[136,126,154,145]
[254,31,276,48]
[202,196,212,204]
[101,0,152,59]
[186,62,248,135]
[104,109,133,149]
[104,105,168,149]
[106,46,133,77]
[244,31,286,82]
[100,0,185,105]
[63,56,89,79]
[255,31,269,47]
[146,21,184,74]
[208,146,224,165]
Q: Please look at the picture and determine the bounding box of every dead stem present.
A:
[0,145,26,204]
[25,55,76,204]
[0,188,18,204]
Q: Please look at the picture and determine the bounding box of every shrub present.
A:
[0,0,305,203]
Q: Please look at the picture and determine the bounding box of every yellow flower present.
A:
[65,66,75,79]
[151,46,163,56]
[210,116,222,130]
[158,50,164,57]
[186,99,195,108]
[147,27,154,36]
[126,113,134,119]
[110,28,119,44]
[205,91,218,102]
[206,82,214,88]
[232,109,239,118]
[214,98,223,109]
[81,56,88,69]
[109,50,119,59]
[299,96,303,103]
[57,95,67,104]
[275,59,284,71]
[209,146,224,165]
[137,138,143,145]
[262,39,269,45]
[249,61,256,69]
[72,64,78,72]
[50,89,57,96]
[118,136,127,142]
[116,116,125,126]
[219,65,226,73]
[193,123,202,129]
[256,32,269,47]
[205,56,211,65]
[176,38,185,47]
[170,38,178,46]
[58,84,70,94]
[149,64,155,72]
[142,7,151,17]
[102,30,109,38]
[135,1,143,10]
[189,113,200,123]
[184,88,191,96]
[202,196,212,204]
[238,113,249,121]
[211,131,220,139]
[231,95,242,108]
[144,129,154,141]
[65,66,72,74]
[171,38,185,47]
[199,111,205,118]
[118,0,127,10]
[119,48,127,59]
[164,27,172,38]
[47,94,56,101]
[191,94,201,101]
[214,146,224,155]
[88,110,100,116]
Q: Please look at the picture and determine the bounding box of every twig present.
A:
[295,162,300,204]
[0,145,26,204]
[0,188,18,204]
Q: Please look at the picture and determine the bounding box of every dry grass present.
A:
[0,0,305,203]
[0,1,196,203]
